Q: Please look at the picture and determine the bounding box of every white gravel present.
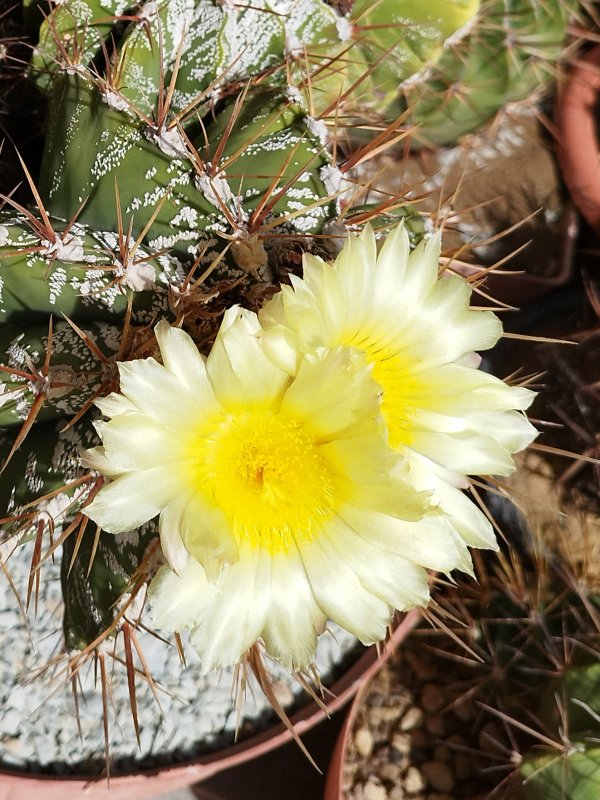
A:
[0,539,359,774]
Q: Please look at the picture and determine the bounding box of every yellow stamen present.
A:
[186,409,338,553]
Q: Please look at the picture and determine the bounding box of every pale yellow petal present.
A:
[190,546,272,672]
[154,319,218,406]
[178,493,239,572]
[99,413,181,471]
[260,547,326,670]
[258,322,300,376]
[207,306,289,407]
[280,347,380,438]
[298,529,391,644]
[80,446,124,477]
[95,392,138,418]
[320,518,431,611]
[149,559,216,631]
[117,358,201,428]
[431,479,497,551]
[84,468,179,533]
[159,499,190,574]
[338,504,469,573]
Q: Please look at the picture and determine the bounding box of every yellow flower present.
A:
[83,308,458,672]
[260,224,537,554]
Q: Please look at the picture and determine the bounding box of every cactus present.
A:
[399,0,578,147]
[0,0,482,707]
[519,662,600,799]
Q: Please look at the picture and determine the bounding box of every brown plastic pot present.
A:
[0,611,420,800]
[555,44,600,234]
[322,609,421,800]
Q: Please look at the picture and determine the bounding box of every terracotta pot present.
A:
[322,610,421,800]
[0,611,420,800]
[555,44,600,234]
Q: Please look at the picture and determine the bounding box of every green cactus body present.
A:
[539,662,600,741]
[349,0,480,110]
[520,748,600,800]
[30,0,128,92]
[31,0,481,117]
[0,213,182,323]
[39,75,336,260]
[401,0,574,147]
[62,522,157,650]
[0,320,121,427]
[0,418,95,539]
[517,660,600,798]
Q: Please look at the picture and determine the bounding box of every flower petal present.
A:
[154,319,217,404]
[84,468,179,533]
[149,558,216,631]
[95,392,138,418]
[316,517,431,611]
[339,504,469,573]
[297,525,392,644]
[189,546,272,672]
[158,499,190,574]
[177,493,239,576]
[81,446,124,477]
[99,413,181,471]
[402,450,498,551]
[117,357,202,429]
[260,547,326,670]
[207,306,289,407]
[281,347,381,438]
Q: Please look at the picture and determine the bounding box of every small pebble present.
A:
[421,761,455,793]
[342,765,356,791]
[353,783,365,800]
[453,752,474,781]
[421,684,444,713]
[425,715,446,737]
[432,745,450,763]
[379,762,403,783]
[400,706,424,731]
[373,705,405,725]
[391,732,411,755]
[404,766,425,793]
[355,726,375,758]
[364,779,388,800]
[452,699,475,722]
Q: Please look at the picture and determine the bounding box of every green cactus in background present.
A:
[518,652,600,798]
[0,0,476,664]
[399,0,578,147]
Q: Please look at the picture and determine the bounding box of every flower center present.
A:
[188,409,338,553]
